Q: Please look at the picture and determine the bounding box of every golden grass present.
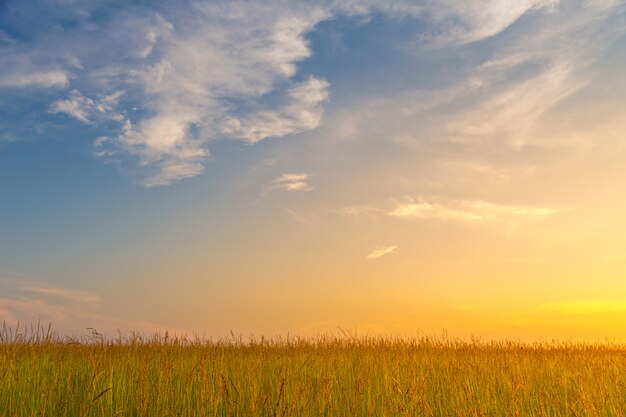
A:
[2,323,626,416]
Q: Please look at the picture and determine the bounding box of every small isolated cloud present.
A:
[270,173,314,192]
[389,197,558,224]
[367,245,398,259]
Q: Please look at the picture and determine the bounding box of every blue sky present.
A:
[3,0,626,340]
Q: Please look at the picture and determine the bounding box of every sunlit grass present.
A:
[2,323,626,416]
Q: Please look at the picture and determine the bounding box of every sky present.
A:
[2,0,626,342]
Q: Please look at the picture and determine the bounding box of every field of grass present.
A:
[2,324,626,416]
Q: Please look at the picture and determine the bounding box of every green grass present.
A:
[2,324,626,416]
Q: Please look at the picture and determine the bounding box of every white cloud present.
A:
[96,90,124,113]
[0,1,335,185]
[142,159,206,188]
[49,90,94,123]
[50,89,126,124]
[389,200,483,222]
[389,197,558,223]
[12,0,547,187]
[222,77,330,143]
[422,0,558,46]
[367,245,398,259]
[442,2,624,148]
[329,0,423,17]
[444,62,585,147]
[331,0,556,46]
[92,2,331,186]
[136,29,159,59]
[0,70,69,89]
[270,172,314,192]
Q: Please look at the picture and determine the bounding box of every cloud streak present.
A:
[389,197,558,224]
[331,0,554,46]
[0,275,100,306]
[19,286,101,306]
[367,246,398,260]
[0,272,184,337]
[0,70,69,89]
[421,0,558,46]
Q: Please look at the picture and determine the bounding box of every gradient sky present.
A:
[2,0,626,342]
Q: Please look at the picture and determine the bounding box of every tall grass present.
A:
[2,322,626,416]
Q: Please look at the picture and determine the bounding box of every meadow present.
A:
[2,324,626,416]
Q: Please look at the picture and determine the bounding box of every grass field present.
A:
[2,324,626,416]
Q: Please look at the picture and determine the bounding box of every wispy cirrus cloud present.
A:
[0,295,186,337]
[331,0,553,46]
[389,200,482,222]
[420,0,559,46]
[0,274,100,306]
[0,70,69,89]
[19,286,101,306]
[0,271,184,337]
[389,197,558,224]
[367,245,398,260]
[325,0,625,154]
